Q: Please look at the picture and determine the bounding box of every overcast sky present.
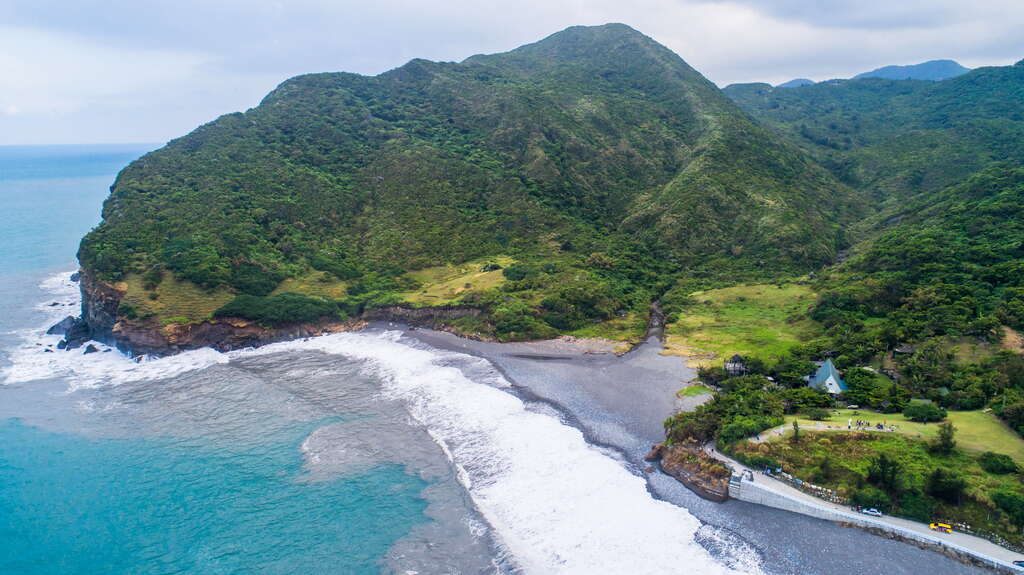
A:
[2,0,1022,145]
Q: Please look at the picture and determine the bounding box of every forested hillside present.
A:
[724,61,1024,208]
[814,164,1024,374]
[78,23,856,339]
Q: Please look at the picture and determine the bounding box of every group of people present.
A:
[847,418,898,432]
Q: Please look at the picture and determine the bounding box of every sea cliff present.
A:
[645,442,732,502]
[62,271,487,356]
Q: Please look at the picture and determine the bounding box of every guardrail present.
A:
[763,468,1024,558]
[757,468,850,505]
[941,522,1024,556]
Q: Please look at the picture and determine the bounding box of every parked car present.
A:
[860,508,882,517]
[929,522,953,534]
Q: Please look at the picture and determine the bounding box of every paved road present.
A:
[708,442,1024,566]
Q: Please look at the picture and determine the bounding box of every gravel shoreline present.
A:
[386,322,988,575]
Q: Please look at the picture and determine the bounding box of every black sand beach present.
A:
[394,324,987,575]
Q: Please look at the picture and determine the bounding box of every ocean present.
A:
[0,145,740,575]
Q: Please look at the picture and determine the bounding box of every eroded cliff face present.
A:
[646,443,732,502]
[73,271,489,356]
[75,270,365,356]
[111,317,366,357]
[79,269,122,343]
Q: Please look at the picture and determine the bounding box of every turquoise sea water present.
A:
[0,145,444,575]
[0,145,150,274]
[0,419,428,575]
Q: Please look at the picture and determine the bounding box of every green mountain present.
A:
[78,23,856,342]
[719,61,1024,357]
[852,59,970,81]
[724,62,1024,206]
[777,78,814,89]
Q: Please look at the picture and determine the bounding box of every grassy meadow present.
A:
[782,409,1024,463]
[399,256,514,306]
[119,273,235,325]
[663,283,821,364]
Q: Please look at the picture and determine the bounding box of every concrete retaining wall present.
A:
[731,478,1019,574]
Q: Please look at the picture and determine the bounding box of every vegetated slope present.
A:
[723,61,1024,207]
[78,23,856,340]
[662,166,1024,457]
[813,164,1024,367]
[852,59,970,81]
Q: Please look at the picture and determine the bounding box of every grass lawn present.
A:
[270,270,348,299]
[120,273,235,325]
[400,256,513,306]
[663,282,821,364]
[783,409,1024,462]
[679,384,713,397]
[567,312,648,346]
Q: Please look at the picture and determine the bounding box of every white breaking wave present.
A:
[7,275,757,574]
[2,271,228,389]
[240,332,756,575]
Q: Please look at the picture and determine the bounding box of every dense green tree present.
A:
[994,491,1024,528]
[843,368,887,407]
[867,452,905,495]
[213,293,343,326]
[926,468,966,504]
[903,402,947,423]
[851,486,892,512]
[931,422,957,454]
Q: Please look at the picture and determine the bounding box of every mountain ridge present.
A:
[852,59,970,81]
[76,23,858,351]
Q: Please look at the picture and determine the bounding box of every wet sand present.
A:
[393,324,987,575]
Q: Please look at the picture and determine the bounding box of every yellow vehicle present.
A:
[929,522,953,534]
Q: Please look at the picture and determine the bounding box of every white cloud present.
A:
[0,27,206,115]
[0,1,1022,143]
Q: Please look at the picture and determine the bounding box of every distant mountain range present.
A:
[853,59,970,81]
[775,59,971,88]
[776,78,814,89]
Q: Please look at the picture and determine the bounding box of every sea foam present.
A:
[241,332,756,575]
[8,275,755,574]
[2,271,228,389]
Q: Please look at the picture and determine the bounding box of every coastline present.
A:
[44,270,995,573]
[391,322,994,574]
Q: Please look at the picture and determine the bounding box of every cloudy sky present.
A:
[2,0,1023,145]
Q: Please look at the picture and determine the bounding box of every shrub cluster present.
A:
[214,293,344,326]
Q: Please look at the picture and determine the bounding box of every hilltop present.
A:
[852,59,970,81]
